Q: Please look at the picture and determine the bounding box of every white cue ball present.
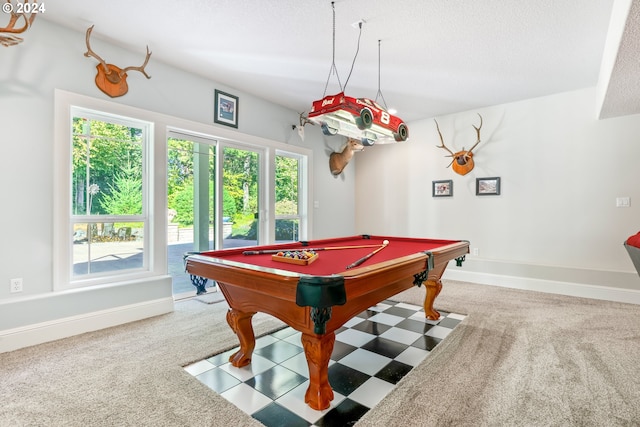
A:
[383,240,389,245]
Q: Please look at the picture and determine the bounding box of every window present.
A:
[222,145,262,248]
[54,90,312,293]
[275,151,306,242]
[66,108,150,285]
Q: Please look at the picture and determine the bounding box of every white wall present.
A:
[355,88,640,297]
[0,19,357,351]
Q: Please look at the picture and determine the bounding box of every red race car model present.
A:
[308,92,409,145]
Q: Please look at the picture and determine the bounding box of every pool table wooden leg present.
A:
[423,279,442,320]
[301,331,335,410]
[226,309,257,367]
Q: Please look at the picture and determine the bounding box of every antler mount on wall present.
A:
[84,25,152,98]
[435,114,483,176]
[0,0,38,47]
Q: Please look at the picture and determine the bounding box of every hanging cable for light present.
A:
[343,21,363,92]
[322,2,342,96]
[374,40,389,110]
[322,2,363,96]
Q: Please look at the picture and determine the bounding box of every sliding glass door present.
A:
[275,151,305,243]
[221,146,262,249]
[166,132,306,297]
[167,133,216,296]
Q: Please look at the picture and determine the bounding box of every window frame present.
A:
[274,150,307,242]
[69,110,150,281]
[217,140,267,248]
[63,109,153,288]
[54,93,159,290]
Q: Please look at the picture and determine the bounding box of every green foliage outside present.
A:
[100,168,143,215]
[167,141,244,229]
[223,189,237,218]
[275,156,298,215]
[72,117,143,216]
[73,123,301,242]
[171,181,195,226]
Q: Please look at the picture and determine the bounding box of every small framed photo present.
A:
[214,89,238,128]
[476,177,501,196]
[433,180,453,197]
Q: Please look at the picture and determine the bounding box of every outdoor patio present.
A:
[73,237,258,297]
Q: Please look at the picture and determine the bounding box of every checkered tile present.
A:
[184,300,465,426]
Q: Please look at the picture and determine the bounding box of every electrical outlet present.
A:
[616,197,630,208]
[10,278,23,293]
[472,248,479,256]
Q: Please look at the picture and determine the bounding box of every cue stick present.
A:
[242,243,383,255]
[345,242,388,269]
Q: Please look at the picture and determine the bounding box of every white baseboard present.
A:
[0,297,174,354]
[444,269,640,305]
[4,270,637,354]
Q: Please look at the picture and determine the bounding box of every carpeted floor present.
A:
[0,296,279,427]
[1,280,640,426]
[357,281,640,426]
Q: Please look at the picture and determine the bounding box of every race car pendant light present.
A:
[306,1,409,146]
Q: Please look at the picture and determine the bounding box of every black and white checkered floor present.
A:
[184,300,465,427]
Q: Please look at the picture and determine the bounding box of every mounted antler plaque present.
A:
[435,114,483,176]
[0,0,38,47]
[84,25,152,98]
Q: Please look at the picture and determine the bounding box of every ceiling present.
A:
[38,0,639,122]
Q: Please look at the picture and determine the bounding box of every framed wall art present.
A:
[432,180,453,197]
[476,177,501,196]
[214,89,238,128]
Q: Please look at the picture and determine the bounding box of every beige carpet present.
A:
[1,280,640,426]
[0,298,280,427]
[358,281,640,426]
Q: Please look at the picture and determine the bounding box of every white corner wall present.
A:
[355,88,640,301]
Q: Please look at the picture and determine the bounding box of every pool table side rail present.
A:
[340,240,469,277]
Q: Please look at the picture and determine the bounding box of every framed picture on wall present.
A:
[476,177,501,195]
[432,180,453,197]
[214,89,238,128]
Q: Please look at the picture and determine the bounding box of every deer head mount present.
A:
[329,138,364,176]
[0,0,37,47]
[435,114,483,176]
[84,25,152,98]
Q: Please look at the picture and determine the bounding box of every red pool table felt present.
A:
[200,235,461,276]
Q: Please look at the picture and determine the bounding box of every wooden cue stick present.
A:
[242,243,382,255]
[345,243,388,269]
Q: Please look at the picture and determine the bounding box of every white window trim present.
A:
[274,150,308,242]
[216,140,269,247]
[54,98,156,290]
[71,109,150,280]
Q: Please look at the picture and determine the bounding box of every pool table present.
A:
[185,234,468,410]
